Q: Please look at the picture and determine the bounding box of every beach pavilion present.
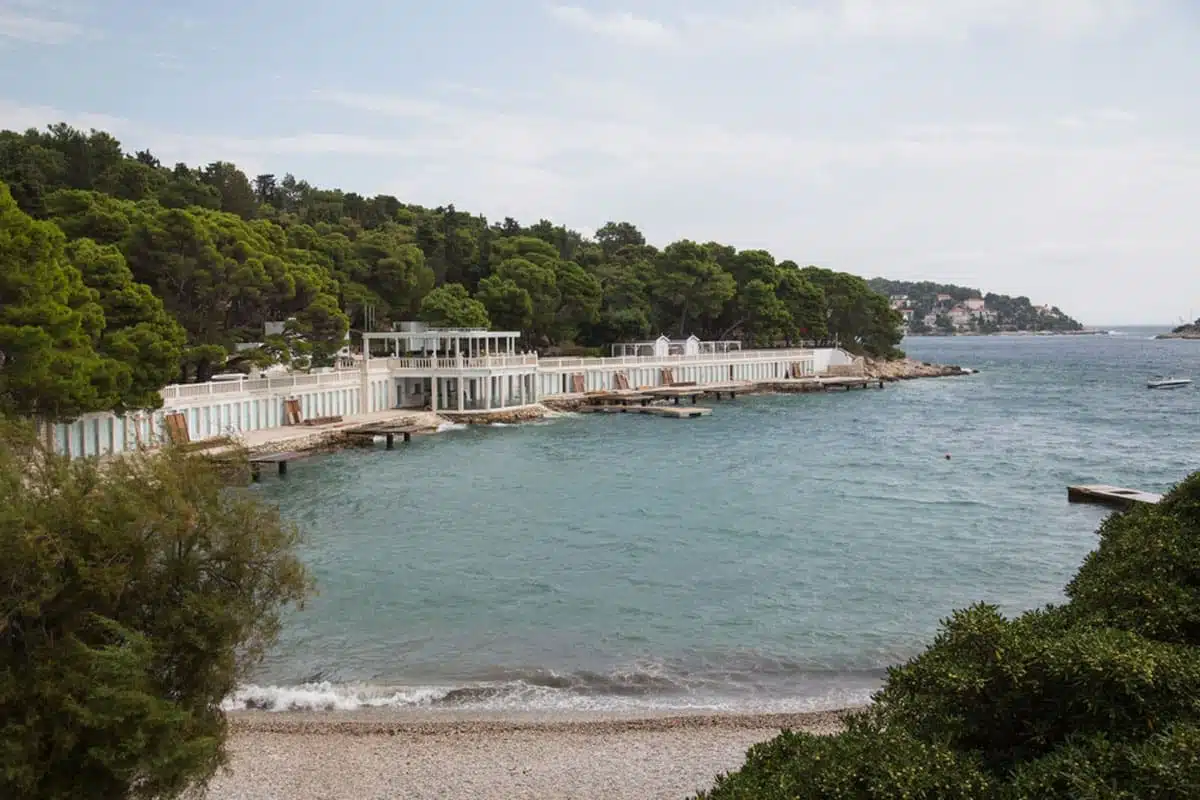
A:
[361,323,538,413]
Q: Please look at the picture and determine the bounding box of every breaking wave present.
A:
[223,664,881,713]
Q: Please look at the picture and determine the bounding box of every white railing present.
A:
[159,369,362,403]
[536,348,816,371]
[386,355,539,370]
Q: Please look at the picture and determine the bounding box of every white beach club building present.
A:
[44,323,861,458]
[362,324,538,413]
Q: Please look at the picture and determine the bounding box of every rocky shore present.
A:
[864,357,975,381]
[1155,327,1200,340]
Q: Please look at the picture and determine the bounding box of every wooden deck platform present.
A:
[818,376,886,389]
[579,405,712,418]
[343,424,439,449]
[641,386,708,404]
[1067,484,1163,509]
[248,451,306,478]
[701,381,755,400]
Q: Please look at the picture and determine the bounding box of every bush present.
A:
[697,473,1200,800]
[0,421,312,799]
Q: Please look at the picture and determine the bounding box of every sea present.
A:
[226,326,1199,715]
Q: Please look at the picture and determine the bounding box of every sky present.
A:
[1,0,1198,324]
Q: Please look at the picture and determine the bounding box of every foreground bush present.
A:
[698,473,1200,800]
[0,422,312,799]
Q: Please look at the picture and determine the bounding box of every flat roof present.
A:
[363,329,521,339]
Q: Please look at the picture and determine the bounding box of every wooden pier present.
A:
[579,405,711,418]
[248,451,305,479]
[1067,484,1162,509]
[343,424,438,449]
[641,386,707,404]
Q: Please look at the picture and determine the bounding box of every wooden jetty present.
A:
[248,451,305,479]
[579,405,711,419]
[1067,484,1162,509]
[641,385,707,404]
[818,376,885,390]
[701,381,754,400]
[343,423,438,449]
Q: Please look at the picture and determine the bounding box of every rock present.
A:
[863,357,974,381]
[1156,327,1200,340]
[448,406,548,425]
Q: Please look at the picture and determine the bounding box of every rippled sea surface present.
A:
[232,328,1200,713]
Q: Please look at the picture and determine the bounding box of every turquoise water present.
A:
[230,328,1200,713]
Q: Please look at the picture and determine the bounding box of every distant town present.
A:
[867,279,1084,335]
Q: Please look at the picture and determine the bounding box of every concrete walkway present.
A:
[229,409,447,455]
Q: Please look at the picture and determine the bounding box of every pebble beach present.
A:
[204,710,849,800]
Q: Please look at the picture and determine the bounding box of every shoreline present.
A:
[226,706,857,735]
[221,361,969,459]
[208,708,853,799]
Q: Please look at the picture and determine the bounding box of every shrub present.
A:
[697,718,992,800]
[0,420,312,799]
[697,473,1200,800]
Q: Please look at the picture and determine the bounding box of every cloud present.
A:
[0,1,89,44]
[2,67,1197,323]
[549,0,1158,48]
[547,5,676,46]
[1055,108,1139,128]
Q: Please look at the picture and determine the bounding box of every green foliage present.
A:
[0,122,910,414]
[0,420,312,799]
[0,183,124,420]
[419,283,490,329]
[699,719,991,800]
[64,238,187,410]
[698,473,1200,800]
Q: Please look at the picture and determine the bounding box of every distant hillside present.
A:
[867,279,1083,334]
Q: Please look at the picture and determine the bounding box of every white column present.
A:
[360,339,371,414]
[485,377,493,410]
[458,378,465,411]
[431,376,439,412]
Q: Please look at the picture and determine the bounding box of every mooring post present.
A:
[404,431,412,443]
[385,433,394,449]
[277,460,287,476]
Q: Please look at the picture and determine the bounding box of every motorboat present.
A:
[1147,377,1192,389]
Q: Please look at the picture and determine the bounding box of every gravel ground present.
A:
[204,711,849,800]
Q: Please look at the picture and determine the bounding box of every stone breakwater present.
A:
[864,357,974,381]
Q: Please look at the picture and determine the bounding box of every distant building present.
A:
[936,293,953,304]
[964,298,986,312]
[948,307,974,328]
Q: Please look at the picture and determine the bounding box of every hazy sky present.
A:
[2,0,1198,324]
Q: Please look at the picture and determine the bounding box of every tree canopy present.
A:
[0,421,311,799]
[698,472,1200,799]
[0,122,907,419]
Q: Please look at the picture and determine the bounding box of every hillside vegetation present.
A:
[0,124,904,421]
[869,278,1083,334]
